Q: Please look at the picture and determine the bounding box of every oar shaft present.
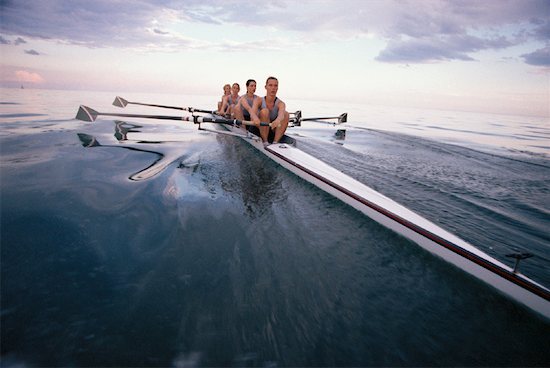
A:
[128,101,185,111]
[190,115,270,126]
[186,107,218,114]
[301,116,340,121]
[76,105,270,126]
[115,96,217,114]
[128,101,216,114]
[102,112,188,121]
[300,113,347,124]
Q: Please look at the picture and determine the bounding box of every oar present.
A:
[76,105,272,127]
[289,110,302,126]
[300,113,347,124]
[113,96,217,114]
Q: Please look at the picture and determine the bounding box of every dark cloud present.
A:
[377,39,475,63]
[530,19,550,41]
[24,49,39,55]
[0,35,10,44]
[0,0,172,47]
[14,37,26,45]
[521,46,550,66]
[377,34,514,63]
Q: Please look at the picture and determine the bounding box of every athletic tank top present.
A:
[242,95,258,118]
[245,95,256,107]
[261,97,282,122]
[228,95,239,106]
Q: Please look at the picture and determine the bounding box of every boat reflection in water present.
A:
[77,121,184,181]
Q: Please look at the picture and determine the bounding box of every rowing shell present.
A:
[214,118,550,320]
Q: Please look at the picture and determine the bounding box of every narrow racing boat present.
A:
[213,115,550,320]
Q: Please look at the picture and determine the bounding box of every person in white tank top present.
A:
[248,76,289,144]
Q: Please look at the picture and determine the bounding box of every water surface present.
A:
[1,88,549,367]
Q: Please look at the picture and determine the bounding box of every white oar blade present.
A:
[113,96,129,108]
[76,105,99,122]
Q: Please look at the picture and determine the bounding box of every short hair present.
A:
[232,83,240,88]
[266,76,278,84]
[246,79,256,87]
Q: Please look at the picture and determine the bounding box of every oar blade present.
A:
[292,110,302,126]
[335,129,346,140]
[113,96,129,108]
[77,133,101,147]
[76,105,99,122]
[338,113,348,124]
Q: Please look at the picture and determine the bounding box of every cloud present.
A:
[153,28,170,35]
[521,46,550,66]
[0,0,169,48]
[371,0,549,64]
[24,49,40,55]
[530,19,550,41]
[377,38,475,63]
[0,35,27,45]
[15,70,45,83]
[215,37,305,53]
[376,34,513,63]
[0,0,548,63]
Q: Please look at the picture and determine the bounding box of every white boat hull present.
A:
[219,122,550,320]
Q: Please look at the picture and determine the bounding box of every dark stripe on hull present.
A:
[265,145,550,302]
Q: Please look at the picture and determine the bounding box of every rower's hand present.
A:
[252,117,261,126]
[271,119,281,129]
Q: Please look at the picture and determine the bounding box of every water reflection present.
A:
[76,119,211,181]
[216,135,286,218]
[113,120,142,142]
[77,132,168,181]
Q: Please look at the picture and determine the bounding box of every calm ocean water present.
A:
[1,87,549,367]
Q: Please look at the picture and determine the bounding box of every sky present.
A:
[0,0,549,117]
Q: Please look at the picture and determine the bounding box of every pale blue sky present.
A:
[1,0,549,116]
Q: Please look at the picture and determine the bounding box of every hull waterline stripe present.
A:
[265,145,550,302]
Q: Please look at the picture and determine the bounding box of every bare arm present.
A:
[238,96,247,111]
[273,100,286,128]
[219,95,229,114]
[249,97,262,125]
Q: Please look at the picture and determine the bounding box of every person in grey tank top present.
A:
[219,82,240,118]
[217,83,231,113]
[248,76,289,145]
[234,79,259,123]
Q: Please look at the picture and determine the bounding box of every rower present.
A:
[217,83,231,113]
[249,76,289,145]
[234,79,260,131]
[219,82,241,118]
